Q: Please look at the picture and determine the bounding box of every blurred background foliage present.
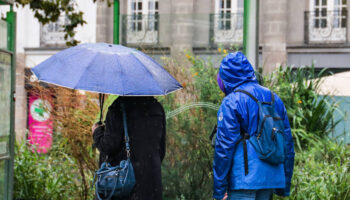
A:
[15,0,111,46]
[14,84,99,200]
[263,66,345,150]
[14,52,349,199]
[14,140,81,200]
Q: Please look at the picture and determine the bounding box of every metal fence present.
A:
[304,10,348,44]
[209,13,243,46]
[121,13,243,49]
[121,14,160,46]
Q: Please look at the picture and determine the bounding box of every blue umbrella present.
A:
[32,43,182,96]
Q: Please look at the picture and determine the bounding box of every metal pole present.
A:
[113,0,120,44]
[243,0,259,69]
[6,5,16,200]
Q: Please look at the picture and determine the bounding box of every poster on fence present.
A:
[28,94,53,153]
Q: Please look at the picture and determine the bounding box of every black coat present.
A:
[93,96,166,200]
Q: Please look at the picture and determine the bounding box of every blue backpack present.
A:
[235,89,285,176]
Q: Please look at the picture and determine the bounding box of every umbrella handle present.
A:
[98,93,105,124]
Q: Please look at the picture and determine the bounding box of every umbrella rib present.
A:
[32,48,82,80]
[34,46,94,88]
[135,51,181,87]
[114,54,125,96]
[72,52,101,91]
[131,52,182,93]
[54,46,85,66]
[129,53,165,94]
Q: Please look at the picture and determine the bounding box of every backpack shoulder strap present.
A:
[235,89,275,105]
[234,89,259,103]
[235,89,275,176]
[232,90,254,176]
[271,90,275,105]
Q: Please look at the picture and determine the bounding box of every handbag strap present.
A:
[95,177,119,200]
[120,102,131,158]
[98,93,105,124]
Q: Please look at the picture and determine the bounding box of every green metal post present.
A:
[243,0,259,69]
[243,0,249,55]
[6,5,16,200]
[113,0,120,44]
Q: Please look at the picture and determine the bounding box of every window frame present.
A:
[310,0,347,29]
[126,0,159,45]
[127,0,159,31]
[40,14,67,47]
[213,0,244,44]
[308,0,347,43]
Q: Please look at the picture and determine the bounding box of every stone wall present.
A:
[96,0,114,43]
[15,54,27,142]
[192,0,214,47]
[261,0,288,74]
[170,0,195,57]
[286,1,306,45]
[348,0,350,43]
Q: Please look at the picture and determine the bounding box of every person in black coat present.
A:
[92,96,166,200]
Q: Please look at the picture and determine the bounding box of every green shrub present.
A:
[23,85,99,199]
[14,141,82,200]
[14,54,348,200]
[161,56,348,199]
[264,66,342,148]
[159,55,221,199]
[275,139,350,200]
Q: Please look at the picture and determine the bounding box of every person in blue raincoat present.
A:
[213,52,295,200]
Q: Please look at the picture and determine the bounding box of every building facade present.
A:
[96,0,350,141]
[97,0,350,72]
[14,0,97,141]
[13,0,350,142]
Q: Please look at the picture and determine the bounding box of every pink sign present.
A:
[28,95,53,153]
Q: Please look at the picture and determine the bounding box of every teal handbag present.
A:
[93,102,136,200]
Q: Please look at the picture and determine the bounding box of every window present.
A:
[40,0,73,46]
[40,15,67,46]
[0,20,7,49]
[131,0,143,31]
[0,52,11,199]
[213,0,243,44]
[308,0,347,43]
[147,0,159,31]
[333,0,347,28]
[0,52,11,157]
[219,0,232,30]
[313,0,347,28]
[0,160,6,197]
[125,0,159,44]
[314,0,328,28]
[236,0,244,29]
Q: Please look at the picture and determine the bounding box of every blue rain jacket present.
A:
[213,52,295,200]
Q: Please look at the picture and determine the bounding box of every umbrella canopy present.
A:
[32,43,182,96]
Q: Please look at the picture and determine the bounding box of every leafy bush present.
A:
[14,141,82,200]
[14,53,348,200]
[15,84,98,200]
[275,139,350,200]
[51,88,98,199]
[264,66,342,148]
[159,56,221,199]
[160,56,349,199]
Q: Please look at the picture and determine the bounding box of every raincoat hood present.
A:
[219,51,257,94]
